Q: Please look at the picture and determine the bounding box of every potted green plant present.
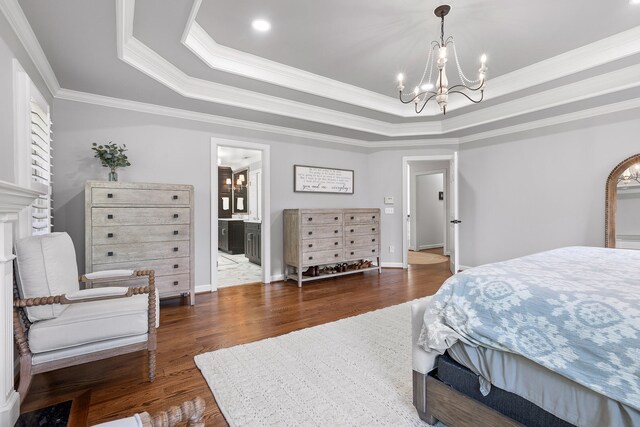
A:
[91,142,131,181]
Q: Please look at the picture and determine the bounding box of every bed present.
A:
[412,246,640,427]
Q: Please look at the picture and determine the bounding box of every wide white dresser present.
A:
[85,181,195,305]
[283,208,381,287]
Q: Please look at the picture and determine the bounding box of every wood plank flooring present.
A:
[21,262,451,426]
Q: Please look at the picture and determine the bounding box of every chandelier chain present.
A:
[451,41,481,84]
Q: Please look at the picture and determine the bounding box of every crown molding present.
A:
[443,63,640,133]
[118,1,640,138]
[55,88,456,149]
[183,21,410,117]
[458,97,640,145]
[181,0,640,117]
[0,0,60,96]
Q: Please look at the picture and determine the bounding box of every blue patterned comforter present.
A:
[418,246,640,410]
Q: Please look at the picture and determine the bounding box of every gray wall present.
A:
[52,99,372,285]
[458,115,640,267]
[0,12,52,183]
[415,173,445,249]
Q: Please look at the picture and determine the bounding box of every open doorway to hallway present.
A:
[408,169,449,267]
[403,155,459,273]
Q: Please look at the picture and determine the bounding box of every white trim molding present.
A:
[0,181,43,427]
[0,0,60,96]
[380,262,404,268]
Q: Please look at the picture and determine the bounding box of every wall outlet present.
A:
[389,246,395,253]
[384,196,394,205]
[384,207,394,214]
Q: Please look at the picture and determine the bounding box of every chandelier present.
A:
[618,163,640,187]
[397,5,487,115]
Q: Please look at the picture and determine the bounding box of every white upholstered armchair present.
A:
[12,232,158,402]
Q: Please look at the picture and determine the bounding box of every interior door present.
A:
[449,153,460,274]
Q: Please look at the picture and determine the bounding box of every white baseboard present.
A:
[418,244,444,250]
[271,274,285,282]
[458,265,473,271]
[0,390,20,427]
[195,284,214,293]
[381,262,404,268]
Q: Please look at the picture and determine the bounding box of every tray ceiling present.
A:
[10,0,640,146]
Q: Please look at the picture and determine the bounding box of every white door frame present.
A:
[402,155,455,269]
[210,137,271,291]
[412,169,448,253]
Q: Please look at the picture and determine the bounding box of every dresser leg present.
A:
[297,268,302,288]
[377,256,381,274]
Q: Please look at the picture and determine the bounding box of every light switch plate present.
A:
[384,196,394,205]
[384,207,394,214]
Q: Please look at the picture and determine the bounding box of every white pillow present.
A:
[15,233,80,322]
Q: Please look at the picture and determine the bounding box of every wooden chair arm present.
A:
[14,285,150,308]
[139,397,205,427]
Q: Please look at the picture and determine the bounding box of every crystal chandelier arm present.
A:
[398,89,437,105]
[447,79,485,93]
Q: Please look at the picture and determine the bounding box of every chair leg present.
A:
[148,349,156,382]
[17,356,33,403]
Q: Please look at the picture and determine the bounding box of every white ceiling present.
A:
[196,0,640,96]
[10,0,640,146]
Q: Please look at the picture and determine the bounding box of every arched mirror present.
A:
[606,153,640,248]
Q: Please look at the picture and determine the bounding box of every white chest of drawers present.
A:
[283,208,381,287]
[85,181,195,305]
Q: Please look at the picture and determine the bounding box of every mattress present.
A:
[447,341,640,427]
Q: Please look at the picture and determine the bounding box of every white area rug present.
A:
[195,300,431,426]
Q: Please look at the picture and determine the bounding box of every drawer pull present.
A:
[107,193,113,198]
[107,251,114,257]
[372,215,376,219]
[173,230,179,235]
[334,253,339,257]
[107,214,114,219]
[351,216,354,220]
[308,217,313,221]
[334,217,338,220]
[173,247,179,252]
[334,230,338,234]
[173,281,179,286]
[372,238,376,242]
[173,264,179,269]
[371,249,375,253]
[350,251,355,255]
[308,231,313,236]
[308,244,313,248]
[350,240,354,244]
[350,229,354,233]
[172,195,179,200]
[308,256,313,260]
[334,242,338,245]
[107,233,114,238]
[173,214,179,219]
[372,228,376,231]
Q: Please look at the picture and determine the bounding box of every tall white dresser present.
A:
[85,181,195,305]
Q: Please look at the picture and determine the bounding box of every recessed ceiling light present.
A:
[252,19,271,32]
[632,0,640,4]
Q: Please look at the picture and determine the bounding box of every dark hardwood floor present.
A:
[21,262,451,426]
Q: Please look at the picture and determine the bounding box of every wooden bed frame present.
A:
[413,369,523,427]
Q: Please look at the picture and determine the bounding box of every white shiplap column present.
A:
[0,181,42,427]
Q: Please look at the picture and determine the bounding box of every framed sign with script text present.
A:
[294,165,354,194]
